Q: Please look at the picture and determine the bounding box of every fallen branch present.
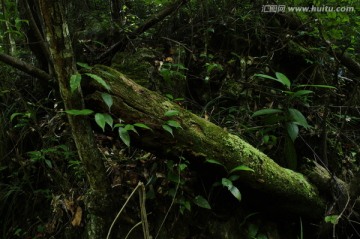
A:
[0,53,52,82]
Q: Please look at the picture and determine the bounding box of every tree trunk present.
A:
[37,1,112,238]
[1,0,16,55]
[84,65,327,220]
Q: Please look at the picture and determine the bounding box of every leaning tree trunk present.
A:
[83,65,327,220]
[38,1,112,238]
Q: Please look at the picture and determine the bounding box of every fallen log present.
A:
[83,65,326,219]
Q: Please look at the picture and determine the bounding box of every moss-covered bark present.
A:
[85,65,326,219]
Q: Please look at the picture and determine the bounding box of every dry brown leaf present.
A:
[64,198,75,215]
[71,206,83,227]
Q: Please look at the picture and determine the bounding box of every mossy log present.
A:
[84,65,326,219]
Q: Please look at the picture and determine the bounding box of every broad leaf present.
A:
[45,159,53,169]
[85,73,111,91]
[95,113,106,131]
[101,93,113,111]
[164,110,179,117]
[65,109,93,115]
[166,120,182,128]
[325,215,339,225]
[193,195,211,209]
[76,62,91,69]
[205,159,226,168]
[286,122,299,142]
[292,90,313,97]
[118,127,130,147]
[252,108,283,117]
[229,165,255,174]
[103,113,113,128]
[70,73,82,92]
[221,178,233,189]
[288,108,309,128]
[255,73,290,89]
[275,72,291,89]
[162,124,174,137]
[229,185,242,201]
[134,123,152,130]
[254,73,277,81]
[222,178,241,201]
[125,124,138,135]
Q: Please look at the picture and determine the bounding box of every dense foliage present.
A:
[0,0,359,238]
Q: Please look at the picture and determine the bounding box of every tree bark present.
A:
[37,1,112,238]
[84,65,327,220]
[18,0,51,72]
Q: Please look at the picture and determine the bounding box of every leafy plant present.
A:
[28,145,75,170]
[68,68,151,147]
[205,159,254,201]
[253,72,336,169]
[162,109,182,137]
[159,62,187,82]
[10,111,32,128]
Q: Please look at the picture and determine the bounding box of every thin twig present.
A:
[155,158,182,239]
[106,182,142,239]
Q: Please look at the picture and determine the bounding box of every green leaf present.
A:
[255,73,290,89]
[205,159,226,168]
[275,72,291,89]
[65,109,94,115]
[162,124,174,137]
[165,94,174,100]
[70,73,82,92]
[286,122,299,142]
[45,159,53,169]
[295,84,336,89]
[221,178,233,189]
[248,224,259,238]
[222,178,241,201]
[118,127,130,147]
[101,93,113,111]
[254,73,277,81]
[76,62,92,69]
[166,120,182,128]
[164,110,179,117]
[10,112,24,122]
[288,108,309,128]
[103,113,113,128]
[325,215,339,225]
[134,123,152,130]
[125,124,138,134]
[193,195,211,209]
[95,113,106,131]
[85,73,111,91]
[229,185,242,201]
[252,108,283,117]
[228,175,240,182]
[229,165,255,174]
[292,90,313,97]
[183,200,191,211]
